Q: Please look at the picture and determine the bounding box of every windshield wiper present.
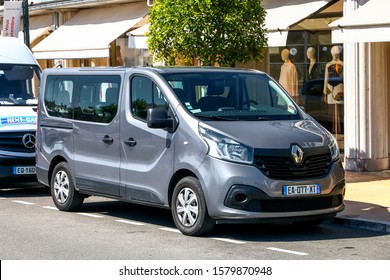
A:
[242,116,272,121]
[194,113,238,121]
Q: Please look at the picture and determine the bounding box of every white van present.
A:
[0,37,41,183]
[36,67,345,236]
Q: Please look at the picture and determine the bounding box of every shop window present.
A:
[268,30,344,148]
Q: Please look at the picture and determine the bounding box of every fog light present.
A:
[234,193,248,203]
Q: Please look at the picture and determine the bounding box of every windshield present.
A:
[0,64,40,106]
[162,71,302,121]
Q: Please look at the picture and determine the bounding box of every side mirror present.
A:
[147,108,173,129]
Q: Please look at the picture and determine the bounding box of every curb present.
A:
[332,215,390,234]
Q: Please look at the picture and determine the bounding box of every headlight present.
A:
[328,132,340,161]
[199,125,254,164]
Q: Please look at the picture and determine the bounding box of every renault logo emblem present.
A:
[291,144,304,164]
[22,133,36,149]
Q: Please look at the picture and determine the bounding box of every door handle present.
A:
[102,135,114,144]
[124,137,137,147]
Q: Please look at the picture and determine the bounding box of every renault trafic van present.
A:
[36,67,345,236]
[0,37,40,183]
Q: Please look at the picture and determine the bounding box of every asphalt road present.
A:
[1,183,389,260]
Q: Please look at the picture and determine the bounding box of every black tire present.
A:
[171,177,215,236]
[50,162,84,211]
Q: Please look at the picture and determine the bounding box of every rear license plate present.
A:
[13,166,36,175]
[283,184,320,196]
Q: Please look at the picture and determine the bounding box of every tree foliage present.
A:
[147,0,267,67]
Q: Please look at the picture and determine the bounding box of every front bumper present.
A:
[0,155,37,183]
[197,156,345,222]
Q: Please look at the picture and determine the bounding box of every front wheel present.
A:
[51,162,84,211]
[171,177,215,236]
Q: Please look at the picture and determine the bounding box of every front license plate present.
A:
[282,184,320,196]
[13,166,36,175]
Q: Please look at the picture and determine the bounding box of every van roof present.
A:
[42,66,265,76]
[0,37,39,65]
[141,66,264,75]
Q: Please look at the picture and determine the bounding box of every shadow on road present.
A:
[81,200,176,229]
[0,183,49,198]
[80,198,390,242]
[1,186,388,242]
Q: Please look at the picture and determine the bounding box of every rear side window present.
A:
[44,75,121,123]
[44,76,75,119]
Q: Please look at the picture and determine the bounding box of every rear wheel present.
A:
[51,162,84,211]
[171,177,215,236]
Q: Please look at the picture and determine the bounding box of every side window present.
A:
[131,76,168,121]
[44,76,74,119]
[73,76,121,123]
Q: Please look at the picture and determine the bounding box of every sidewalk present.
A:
[332,171,390,233]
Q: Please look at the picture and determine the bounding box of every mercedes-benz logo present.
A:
[291,144,304,165]
[22,133,36,149]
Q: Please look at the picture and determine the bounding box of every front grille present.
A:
[253,147,332,180]
[245,195,343,212]
[0,132,36,153]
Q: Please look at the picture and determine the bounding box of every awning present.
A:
[127,23,149,49]
[263,0,334,46]
[32,2,149,59]
[19,14,52,45]
[329,0,390,43]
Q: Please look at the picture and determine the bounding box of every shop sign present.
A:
[2,1,22,38]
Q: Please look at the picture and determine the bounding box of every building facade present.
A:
[330,0,390,171]
[1,0,389,172]
[1,0,151,68]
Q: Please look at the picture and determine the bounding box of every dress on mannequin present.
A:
[306,47,319,80]
[323,45,343,104]
[323,45,344,134]
[279,48,298,100]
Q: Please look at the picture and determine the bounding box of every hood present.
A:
[204,120,329,149]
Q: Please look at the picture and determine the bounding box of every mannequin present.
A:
[306,47,318,80]
[279,48,298,100]
[116,45,123,66]
[323,45,343,104]
[323,45,344,134]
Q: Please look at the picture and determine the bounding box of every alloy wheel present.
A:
[176,187,199,227]
[53,170,69,204]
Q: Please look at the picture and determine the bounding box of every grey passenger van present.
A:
[36,67,345,236]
